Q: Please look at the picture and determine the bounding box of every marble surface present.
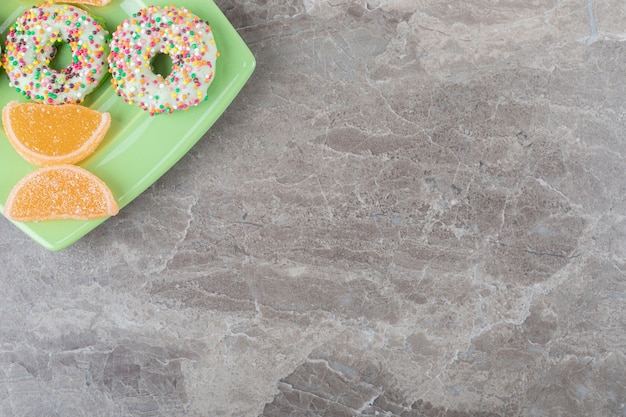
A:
[0,0,625,416]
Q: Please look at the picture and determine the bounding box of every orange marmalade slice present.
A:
[2,101,111,166]
[4,165,119,222]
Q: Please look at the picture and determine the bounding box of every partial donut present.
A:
[107,5,219,115]
[2,3,110,105]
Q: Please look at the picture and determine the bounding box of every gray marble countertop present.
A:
[1,0,625,416]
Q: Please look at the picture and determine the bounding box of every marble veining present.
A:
[0,0,624,416]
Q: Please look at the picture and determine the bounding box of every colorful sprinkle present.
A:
[2,2,110,105]
[107,5,219,115]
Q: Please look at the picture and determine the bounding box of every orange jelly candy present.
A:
[4,165,119,222]
[2,101,111,167]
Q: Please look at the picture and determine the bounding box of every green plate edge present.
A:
[0,0,256,251]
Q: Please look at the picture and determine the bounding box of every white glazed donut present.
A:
[2,3,109,105]
[107,5,219,115]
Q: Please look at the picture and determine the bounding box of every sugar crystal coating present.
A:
[4,165,119,222]
[2,101,111,167]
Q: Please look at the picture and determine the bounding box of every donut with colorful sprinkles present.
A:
[107,5,219,115]
[2,3,110,105]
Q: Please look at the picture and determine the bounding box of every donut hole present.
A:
[49,40,73,71]
[150,53,173,78]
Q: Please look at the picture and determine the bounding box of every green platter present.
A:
[0,0,256,250]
